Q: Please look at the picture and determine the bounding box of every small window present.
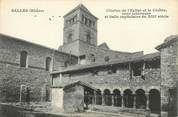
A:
[20,51,28,67]
[82,15,84,22]
[74,15,77,22]
[131,62,142,76]
[69,20,71,24]
[79,55,86,65]
[46,57,52,71]
[93,21,95,27]
[72,18,74,23]
[89,54,95,62]
[89,20,92,27]
[145,59,160,69]
[85,17,88,25]
[86,32,91,44]
[67,33,73,43]
[108,67,117,74]
[104,56,110,62]
[64,60,70,67]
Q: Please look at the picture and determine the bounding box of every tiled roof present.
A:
[51,52,160,74]
[98,42,110,50]
[63,81,97,91]
[63,4,98,19]
[156,35,178,50]
[0,33,77,57]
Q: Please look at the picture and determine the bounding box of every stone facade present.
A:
[155,35,178,116]
[52,53,161,113]
[53,62,161,93]
[0,34,78,102]
[51,88,63,109]
[53,35,178,116]
[59,4,98,56]
[0,3,177,117]
[63,84,84,112]
[59,4,144,65]
[52,4,178,117]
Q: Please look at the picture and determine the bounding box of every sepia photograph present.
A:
[0,0,178,117]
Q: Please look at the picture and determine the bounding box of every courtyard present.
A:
[0,102,160,117]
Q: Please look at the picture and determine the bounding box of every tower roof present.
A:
[64,4,98,20]
[155,35,178,50]
[98,42,110,50]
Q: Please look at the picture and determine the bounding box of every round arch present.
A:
[104,89,112,106]
[149,89,161,114]
[113,89,122,107]
[147,86,160,93]
[124,89,134,108]
[136,89,146,109]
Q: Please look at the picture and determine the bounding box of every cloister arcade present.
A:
[87,88,161,114]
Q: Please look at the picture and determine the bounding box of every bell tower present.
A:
[59,4,98,56]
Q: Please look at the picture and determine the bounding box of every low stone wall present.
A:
[89,105,150,117]
[0,104,66,117]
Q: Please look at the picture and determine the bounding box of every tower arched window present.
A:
[67,33,73,43]
[20,51,28,67]
[82,15,85,22]
[93,21,95,27]
[86,32,91,44]
[89,54,95,62]
[46,57,52,71]
[89,20,92,27]
[85,17,88,25]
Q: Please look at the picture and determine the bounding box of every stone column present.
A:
[92,91,96,105]
[121,92,125,108]
[112,94,114,106]
[102,93,105,106]
[161,87,169,116]
[145,92,150,110]
[133,94,136,109]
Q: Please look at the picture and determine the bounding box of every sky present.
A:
[0,0,178,54]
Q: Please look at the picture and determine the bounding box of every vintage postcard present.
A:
[0,0,178,117]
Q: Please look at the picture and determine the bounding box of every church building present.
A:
[0,4,177,117]
[51,4,178,117]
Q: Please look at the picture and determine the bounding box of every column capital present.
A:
[120,91,124,95]
[145,92,149,95]
[132,93,136,96]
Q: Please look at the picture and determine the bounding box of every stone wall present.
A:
[59,4,143,61]
[0,62,51,102]
[0,104,64,117]
[51,88,63,109]
[77,40,143,64]
[58,40,80,56]
[63,85,84,112]
[0,34,78,102]
[58,65,161,94]
[156,35,178,116]
[63,9,80,44]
